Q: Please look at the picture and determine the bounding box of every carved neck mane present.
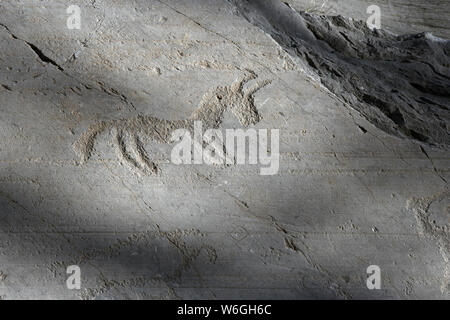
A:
[189,88,228,128]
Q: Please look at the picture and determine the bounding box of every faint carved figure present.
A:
[73,71,271,174]
[408,191,450,295]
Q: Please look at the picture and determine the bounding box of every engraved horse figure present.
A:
[73,71,271,174]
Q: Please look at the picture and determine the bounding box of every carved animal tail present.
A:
[73,120,111,164]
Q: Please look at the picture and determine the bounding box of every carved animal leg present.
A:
[115,129,143,174]
[130,135,158,174]
[73,120,109,164]
[200,138,230,168]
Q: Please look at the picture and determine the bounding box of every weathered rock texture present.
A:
[231,0,450,147]
[285,0,450,39]
[0,0,449,300]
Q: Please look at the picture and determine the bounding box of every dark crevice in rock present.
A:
[23,41,64,71]
[1,22,138,112]
[419,145,448,183]
[1,84,12,91]
[0,23,64,71]
[229,0,450,148]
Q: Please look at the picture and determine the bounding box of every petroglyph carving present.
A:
[408,191,450,294]
[73,71,271,174]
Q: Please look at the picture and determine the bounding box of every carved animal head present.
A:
[190,71,271,128]
[226,71,271,127]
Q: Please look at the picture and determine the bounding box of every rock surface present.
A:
[285,0,450,38]
[0,0,449,299]
[232,0,450,147]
